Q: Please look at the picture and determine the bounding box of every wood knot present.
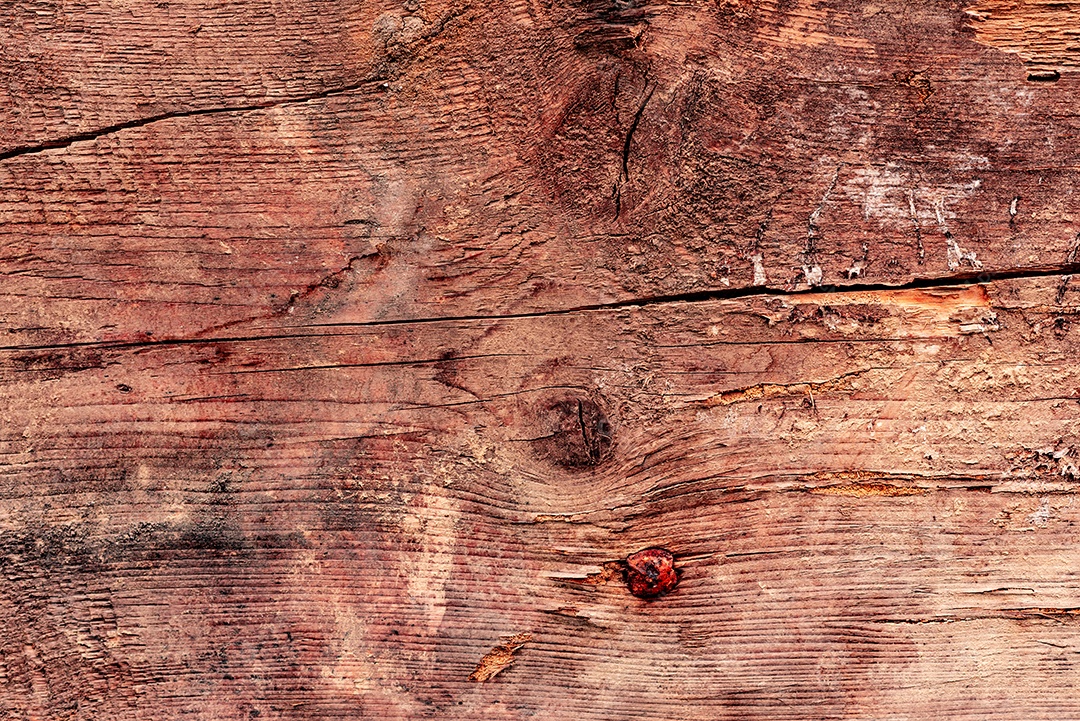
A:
[624,547,678,599]
[530,396,613,468]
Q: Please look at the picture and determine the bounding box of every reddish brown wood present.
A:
[4,0,1080,718]
[4,0,1080,347]
[3,275,1080,717]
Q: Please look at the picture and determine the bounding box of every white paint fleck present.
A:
[932,197,985,271]
[934,198,948,230]
[403,491,458,635]
[751,253,768,286]
[946,235,983,271]
[801,265,823,286]
[844,164,983,231]
[1028,497,1051,528]
[954,155,989,171]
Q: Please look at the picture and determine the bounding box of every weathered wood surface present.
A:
[4,0,1080,718]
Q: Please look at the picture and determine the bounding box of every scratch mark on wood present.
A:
[807,165,842,259]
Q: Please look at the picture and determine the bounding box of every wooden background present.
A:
[4,0,1080,718]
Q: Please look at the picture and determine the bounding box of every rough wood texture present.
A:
[4,0,1080,718]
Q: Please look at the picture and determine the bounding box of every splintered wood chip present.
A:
[468,632,533,682]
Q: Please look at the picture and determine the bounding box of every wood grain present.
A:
[4,275,1080,718]
[967,0,1080,76]
[5,0,1080,717]
[5,0,1080,346]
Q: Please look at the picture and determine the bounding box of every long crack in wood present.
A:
[1,264,1078,355]
[0,7,469,163]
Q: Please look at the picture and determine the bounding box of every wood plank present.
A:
[7,0,1080,717]
[0,0,469,152]
[5,0,1080,346]
[3,276,1080,717]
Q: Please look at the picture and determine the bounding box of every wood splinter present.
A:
[468,632,533,682]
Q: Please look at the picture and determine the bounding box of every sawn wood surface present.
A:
[4,0,1080,718]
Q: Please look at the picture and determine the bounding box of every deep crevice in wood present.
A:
[311,261,1080,328]
[2,263,1079,355]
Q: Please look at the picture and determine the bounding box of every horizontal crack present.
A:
[0,81,383,163]
[0,6,469,163]
[212,351,526,375]
[304,261,1080,329]
[0,263,1075,355]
